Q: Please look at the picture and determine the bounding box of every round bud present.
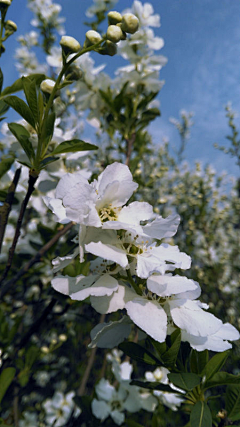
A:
[116,23,127,40]
[0,0,11,10]
[108,11,122,25]
[106,25,123,43]
[4,19,17,32]
[121,13,139,34]
[40,79,55,94]
[60,35,80,55]
[84,30,102,47]
[65,65,83,81]
[98,40,117,57]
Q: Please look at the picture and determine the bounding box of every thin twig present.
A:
[0,171,39,284]
[0,221,74,299]
[0,167,21,254]
[78,313,106,396]
[125,132,136,167]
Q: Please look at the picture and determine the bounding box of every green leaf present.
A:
[39,156,59,169]
[131,380,177,394]
[8,123,35,161]
[0,68,3,94]
[0,156,14,179]
[4,96,36,128]
[0,367,16,404]
[0,190,17,204]
[22,77,38,125]
[126,420,145,427]
[201,351,229,381]
[51,139,98,155]
[41,112,55,150]
[161,329,181,368]
[17,160,32,169]
[226,386,240,421]
[118,342,161,366]
[1,74,46,97]
[204,372,240,390]
[150,338,167,359]
[190,350,209,375]
[168,373,201,391]
[0,100,9,117]
[25,346,39,368]
[190,401,212,427]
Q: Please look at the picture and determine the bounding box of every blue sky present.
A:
[2,0,240,176]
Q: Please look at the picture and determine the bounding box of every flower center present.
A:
[98,205,120,222]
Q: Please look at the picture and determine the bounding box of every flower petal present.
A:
[125,298,167,342]
[90,284,136,314]
[85,241,128,268]
[142,214,180,240]
[147,274,199,297]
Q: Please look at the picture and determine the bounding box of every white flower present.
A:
[92,379,126,425]
[181,322,240,352]
[128,1,160,27]
[19,412,38,427]
[43,391,80,426]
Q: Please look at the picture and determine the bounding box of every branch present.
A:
[125,132,136,167]
[0,171,38,284]
[0,221,74,299]
[0,167,21,253]
[78,313,106,396]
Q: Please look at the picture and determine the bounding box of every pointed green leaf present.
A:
[0,100,9,117]
[168,373,201,391]
[190,401,212,427]
[51,139,98,155]
[8,122,35,161]
[119,342,161,366]
[0,367,16,404]
[40,156,59,169]
[226,386,240,421]
[0,68,3,94]
[204,372,240,390]
[22,77,38,125]
[162,329,181,367]
[131,380,177,394]
[17,160,32,169]
[201,350,229,381]
[38,91,44,125]
[1,74,46,97]
[0,156,14,179]
[41,112,55,150]
[190,350,209,375]
[4,96,35,128]
[150,338,167,359]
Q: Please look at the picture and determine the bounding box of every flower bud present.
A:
[0,0,11,11]
[65,65,83,81]
[84,30,102,47]
[121,13,139,34]
[108,11,122,25]
[40,79,55,94]
[106,25,123,43]
[116,23,127,40]
[4,19,17,32]
[98,40,117,57]
[60,35,80,55]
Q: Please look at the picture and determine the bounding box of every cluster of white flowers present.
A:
[47,162,239,351]
[28,0,65,35]
[92,349,182,425]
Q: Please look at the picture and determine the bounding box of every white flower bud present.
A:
[106,25,123,43]
[59,334,67,342]
[65,65,83,81]
[121,13,139,34]
[84,30,102,47]
[0,0,11,9]
[40,79,55,94]
[98,40,117,57]
[4,19,17,32]
[108,11,122,25]
[60,35,80,54]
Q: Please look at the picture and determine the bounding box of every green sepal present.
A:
[8,122,35,161]
[118,342,161,366]
[0,367,16,405]
[50,139,98,155]
[4,96,36,129]
[190,401,212,427]
[168,372,201,391]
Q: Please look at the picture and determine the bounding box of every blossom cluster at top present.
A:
[46,162,239,351]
